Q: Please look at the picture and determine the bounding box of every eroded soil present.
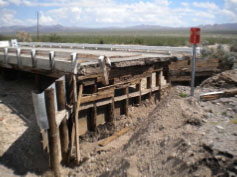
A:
[0,70,236,177]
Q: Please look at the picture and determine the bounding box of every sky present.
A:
[0,0,236,27]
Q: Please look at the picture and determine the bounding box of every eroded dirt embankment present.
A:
[64,85,237,177]
[0,70,236,177]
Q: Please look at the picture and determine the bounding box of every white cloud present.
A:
[0,0,8,7]
[39,13,57,25]
[8,0,21,5]
[1,0,237,27]
[224,0,237,21]
[193,2,218,10]
[181,2,188,7]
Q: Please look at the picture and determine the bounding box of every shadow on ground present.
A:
[0,71,50,176]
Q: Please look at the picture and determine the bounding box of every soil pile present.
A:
[200,69,237,89]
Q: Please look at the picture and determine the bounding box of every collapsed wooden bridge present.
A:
[0,42,178,176]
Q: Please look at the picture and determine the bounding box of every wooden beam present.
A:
[124,87,129,116]
[108,97,115,123]
[135,82,141,105]
[45,88,61,177]
[147,76,152,100]
[74,83,83,164]
[200,89,237,101]
[156,71,161,101]
[89,103,97,131]
[81,87,114,104]
[56,80,69,164]
[98,127,130,147]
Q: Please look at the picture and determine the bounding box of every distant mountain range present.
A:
[0,23,237,34]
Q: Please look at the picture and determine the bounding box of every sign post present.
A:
[190,27,200,96]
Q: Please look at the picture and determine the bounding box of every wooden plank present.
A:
[98,127,130,147]
[45,88,61,177]
[200,89,237,101]
[124,87,129,116]
[108,97,115,122]
[89,103,97,131]
[136,82,141,105]
[74,83,83,164]
[81,89,114,104]
[147,76,152,100]
[56,79,69,164]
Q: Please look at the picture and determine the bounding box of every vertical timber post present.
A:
[90,103,97,131]
[56,80,69,164]
[136,81,141,105]
[124,87,129,116]
[108,97,115,123]
[147,76,152,101]
[163,65,171,84]
[156,71,161,101]
[74,81,83,164]
[45,88,61,177]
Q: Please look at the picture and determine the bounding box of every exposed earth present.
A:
[0,70,236,177]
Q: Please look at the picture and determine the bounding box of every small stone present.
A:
[137,117,142,121]
[106,168,110,172]
[216,125,224,130]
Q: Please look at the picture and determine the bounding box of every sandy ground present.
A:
[0,70,236,177]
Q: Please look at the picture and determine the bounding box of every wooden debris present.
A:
[200,88,237,101]
[98,127,130,147]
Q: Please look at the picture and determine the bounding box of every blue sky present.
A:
[0,0,236,27]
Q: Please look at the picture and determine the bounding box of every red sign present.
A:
[190,28,200,44]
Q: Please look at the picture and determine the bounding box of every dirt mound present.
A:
[200,69,237,89]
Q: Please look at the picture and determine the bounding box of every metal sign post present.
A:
[190,27,200,96]
[191,44,197,96]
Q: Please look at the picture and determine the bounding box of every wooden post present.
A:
[147,76,152,100]
[74,81,83,164]
[108,97,115,122]
[45,88,61,177]
[124,87,129,116]
[135,82,141,105]
[156,71,161,101]
[163,65,171,84]
[56,80,69,164]
[89,103,97,131]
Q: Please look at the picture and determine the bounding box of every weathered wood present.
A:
[98,127,130,147]
[108,97,115,122]
[124,87,129,116]
[200,88,237,101]
[163,66,170,84]
[156,71,161,101]
[98,56,109,85]
[81,88,114,104]
[147,76,152,100]
[56,80,69,164]
[45,88,61,177]
[135,82,141,105]
[74,83,83,164]
[89,103,97,131]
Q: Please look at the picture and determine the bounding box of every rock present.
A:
[216,125,224,130]
[137,117,142,121]
[204,113,212,119]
